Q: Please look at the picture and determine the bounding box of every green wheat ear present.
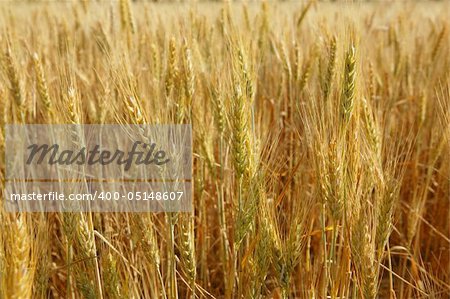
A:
[341,44,356,124]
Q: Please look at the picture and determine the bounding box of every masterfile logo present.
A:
[26,141,170,170]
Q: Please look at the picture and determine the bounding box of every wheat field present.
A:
[0,1,449,298]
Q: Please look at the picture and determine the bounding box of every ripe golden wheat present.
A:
[0,1,449,298]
